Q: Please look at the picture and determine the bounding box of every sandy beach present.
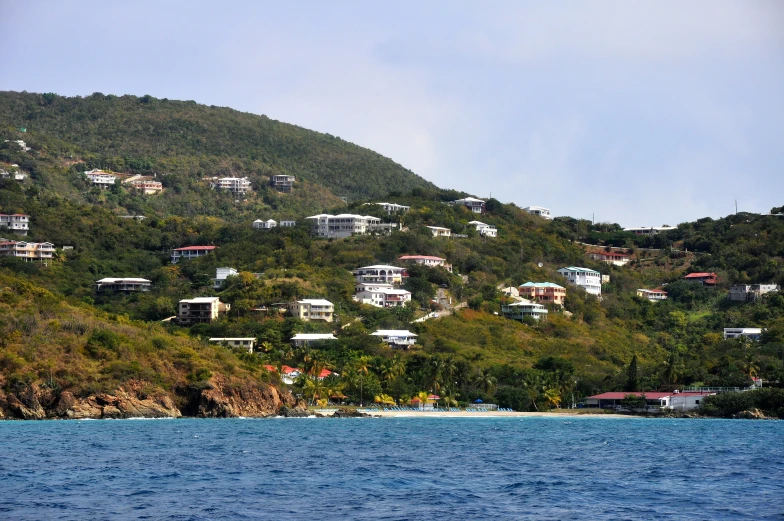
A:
[359,409,629,418]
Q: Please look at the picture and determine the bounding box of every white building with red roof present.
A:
[171,245,217,263]
[585,391,715,411]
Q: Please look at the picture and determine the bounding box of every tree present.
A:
[625,354,638,392]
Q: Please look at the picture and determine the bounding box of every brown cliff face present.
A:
[0,376,296,420]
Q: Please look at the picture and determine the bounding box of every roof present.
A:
[96,277,151,283]
[372,330,418,337]
[453,197,485,203]
[180,296,220,303]
[588,391,715,400]
[281,365,302,374]
[426,226,451,231]
[174,245,217,251]
[638,288,668,294]
[318,369,333,378]
[355,265,405,271]
[519,282,565,290]
[297,299,333,306]
[684,272,716,278]
[558,266,600,274]
[208,338,256,342]
[504,299,546,308]
[589,251,629,258]
[290,333,338,341]
[524,206,550,211]
[399,255,445,261]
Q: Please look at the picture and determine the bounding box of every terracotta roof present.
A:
[588,391,713,400]
[684,272,716,278]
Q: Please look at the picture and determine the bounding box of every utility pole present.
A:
[735,200,738,215]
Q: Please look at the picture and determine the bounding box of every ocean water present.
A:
[0,417,782,520]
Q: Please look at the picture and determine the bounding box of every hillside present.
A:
[0,91,783,418]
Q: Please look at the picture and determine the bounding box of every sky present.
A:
[1,1,782,226]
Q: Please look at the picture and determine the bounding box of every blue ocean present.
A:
[0,417,782,520]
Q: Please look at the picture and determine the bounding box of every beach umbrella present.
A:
[474,399,483,403]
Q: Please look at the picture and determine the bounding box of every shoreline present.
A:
[348,409,632,419]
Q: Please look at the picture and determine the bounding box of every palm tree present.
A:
[743,353,760,380]
[417,391,430,411]
[473,369,497,394]
[544,388,562,409]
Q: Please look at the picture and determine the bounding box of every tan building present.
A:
[178,297,230,325]
[518,282,566,306]
[0,239,54,262]
[126,178,163,195]
[289,299,334,322]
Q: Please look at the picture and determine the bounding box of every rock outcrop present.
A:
[51,389,181,419]
[734,408,766,420]
[181,375,298,418]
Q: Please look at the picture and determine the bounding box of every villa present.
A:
[212,177,251,195]
[371,329,418,348]
[637,289,668,301]
[623,226,677,235]
[450,197,486,214]
[253,219,277,229]
[501,299,549,321]
[209,337,257,353]
[355,283,412,308]
[585,391,715,411]
[518,282,566,306]
[683,272,718,286]
[587,251,630,266]
[214,267,238,289]
[305,214,397,238]
[271,174,295,192]
[0,239,54,262]
[557,266,602,296]
[723,328,763,341]
[178,297,230,325]
[729,284,779,302]
[83,169,117,189]
[94,277,152,293]
[523,206,552,220]
[171,245,217,263]
[426,226,452,238]
[0,214,29,235]
[353,265,407,285]
[289,299,334,322]
[398,255,452,272]
[371,202,410,215]
[468,221,497,238]
[280,220,296,227]
[123,175,163,195]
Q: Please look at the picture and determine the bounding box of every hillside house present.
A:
[371,202,410,215]
[451,197,486,214]
[305,214,398,238]
[398,255,452,272]
[523,206,552,220]
[683,272,718,286]
[353,265,407,285]
[371,330,418,348]
[289,299,334,322]
[214,267,238,289]
[0,166,27,181]
[0,214,29,235]
[518,282,566,306]
[501,299,549,321]
[124,177,163,195]
[729,284,779,302]
[94,277,151,293]
[724,328,763,341]
[0,239,54,262]
[290,333,338,347]
[623,226,677,235]
[209,337,256,353]
[426,226,452,238]
[355,283,412,308]
[271,175,295,192]
[557,267,602,296]
[171,245,217,263]
[4,140,30,151]
[83,169,117,189]
[177,297,230,325]
[280,220,296,227]
[211,177,251,195]
[637,289,668,301]
[585,391,714,411]
[587,251,630,266]
[253,219,277,229]
[468,221,497,238]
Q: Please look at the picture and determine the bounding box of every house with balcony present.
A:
[450,197,486,214]
[252,219,277,229]
[353,265,407,285]
[177,297,230,325]
[289,299,334,322]
[271,174,295,192]
[523,206,552,220]
[371,329,418,349]
[587,250,631,266]
[426,226,452,238]
[290,333,338,347]
[94,277,152,293]
[398,255,452,272]
[557,266,602,296]
[729,284,779,302]
[370,202,410,215]
[637,288,668,301]
[683,272,718,286]
[724,328,763,341]
[124,177,163,195]
[501,299,549,321]
[468,221,497,238]
[623,226,677,235]
[171,245,217,263]
[518,282,566,307]
[83,169,117,189]
[305,214,396,238]
[209,337,257,353]
[214,267,238,289]
[0,239,55,262]
[211,177,251,195]
[355,283,412,308]
[280,220,296,227]
[0,214,30,235]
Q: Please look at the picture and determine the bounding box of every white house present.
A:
[212,177,251,195]
[587,251,630,266]
[371,202,410,215]
[729,284,779,302]
[557,266,602,296]
[214,267,238,289]
[398,255,452,272]
[209,337,257,353]
[252,219,277,229]
[523,206,552,220]
[290,333,338,347]
[724,328,763,341]
[637,289,668,301]
[280,220,296,227]
[468,221,497,238]
[355,283,412,308]
[290,299,334,322]
[305,214,397,238]
[0,166,27,181]
[94,277,151,292]
[623,226,677,235]
[171,245,217,263]
[426,226,452,238]
[371,329,418,348]
[585,391,714,411]
[178,297,230,325]
[501,299,549,321]
[271,174,295,192]
[4,140,30,152]
[83,169,117,189]
[353,265,407,285]
[0,214,30,235]
[451,197,486,214]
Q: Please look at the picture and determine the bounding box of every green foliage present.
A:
[700,388,784,418]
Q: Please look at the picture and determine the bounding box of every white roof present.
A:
[468,221,486,225]
[356,283,394,288]
[298,299,333,306]
[355,265,405,271]
[181,297,220,303]
[454,197,485,203]
[427,225,451,231]
[505,299,546,308]
[209,337,256,342]
[524,206,550,211]
[372,330,418,337]
[291,333,338,341]
[96,277,151,283]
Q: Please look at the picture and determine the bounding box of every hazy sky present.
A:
[1,1,782,226]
